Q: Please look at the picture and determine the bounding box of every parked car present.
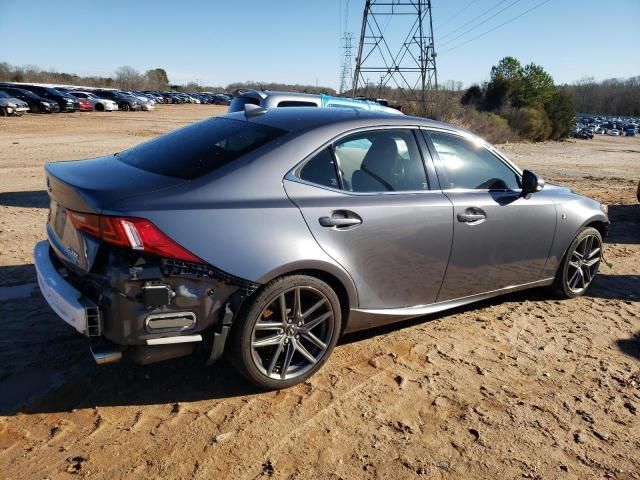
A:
[229,90,403,115]
[123,91,154,111]
[626,128,636,137]
[0,90,29,116]
[92,90,140,111]
[0,86,59,113]
[69,91,118,112]
[607,129,621,136]
[4,84,79,112]
[571,129,593,140]
[34,107,609,389]
[76,97,94,112]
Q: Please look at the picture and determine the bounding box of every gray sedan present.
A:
[34,107,609,389]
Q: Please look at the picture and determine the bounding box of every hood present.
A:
[0,97,25,106]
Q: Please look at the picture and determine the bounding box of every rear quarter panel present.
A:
[105,131,359,309]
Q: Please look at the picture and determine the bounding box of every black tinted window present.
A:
[334,129,428,192]
[298,148,339,189]
[428,131,520,190]
[118,117,287,179]
[277,101,318,107]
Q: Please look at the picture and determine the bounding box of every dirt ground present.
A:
[0,106,638,479]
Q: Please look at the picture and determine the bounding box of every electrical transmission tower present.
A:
[338,0,355,94]
[338,32,355,94]
[352,0,438,116]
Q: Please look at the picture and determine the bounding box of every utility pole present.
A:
[338,0,355,94]
[352,0,438,116]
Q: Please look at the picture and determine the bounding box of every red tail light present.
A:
[67,210,203,263]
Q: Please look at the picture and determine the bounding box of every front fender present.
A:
[541,189,609,277]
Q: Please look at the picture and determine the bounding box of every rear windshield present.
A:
[117,117,287,179]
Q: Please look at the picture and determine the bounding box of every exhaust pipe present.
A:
[91,347,123,365]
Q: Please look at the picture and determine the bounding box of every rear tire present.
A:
[228,275,341,390]
[0,107,7,117]
[120,103,130,112]
[552,227,602,298]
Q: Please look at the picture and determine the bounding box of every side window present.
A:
[334,129,428,193]
[298,148,340,189]
[428,131,520,191]
[277,101,318,107]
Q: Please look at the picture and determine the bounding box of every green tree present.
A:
[518,63,555,107]
[508,106,552,141]
[461,84,484,108]
[544,90,575,140]
[490,56,524,83]
[484,76,510,111]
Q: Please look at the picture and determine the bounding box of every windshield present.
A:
[44,87,62,96]
[0,91,10,98]
[117,117,288,180]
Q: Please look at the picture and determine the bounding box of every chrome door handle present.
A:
[319,216,362,227]
[457,208,486,223]
[457,213,485,222]
[319,210,363,228]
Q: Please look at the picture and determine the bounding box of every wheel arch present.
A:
[583,219,608,238]
[256,262,358,332]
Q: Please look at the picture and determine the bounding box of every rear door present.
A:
[284,128,453,310]
[423,129,556,302]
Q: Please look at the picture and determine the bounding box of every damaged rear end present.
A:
[35,117,287,365]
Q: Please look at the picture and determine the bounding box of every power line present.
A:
[439,0,524,48]
[440,0,553,53]
[435,0,480,31]
[439,0,510,40]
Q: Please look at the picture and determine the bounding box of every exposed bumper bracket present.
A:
[207,303,234,366]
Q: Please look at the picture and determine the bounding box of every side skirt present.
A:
[344,277,555,333]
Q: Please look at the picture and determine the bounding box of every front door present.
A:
[423,130,556,302]
[285,128,453,310]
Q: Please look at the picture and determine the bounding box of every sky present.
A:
[1,0,639,90]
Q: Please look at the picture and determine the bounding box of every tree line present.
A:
[562,76,640,116]
[0,62,172,91]
[0,62,338,95]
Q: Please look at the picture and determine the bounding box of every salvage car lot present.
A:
[0,105,638,479]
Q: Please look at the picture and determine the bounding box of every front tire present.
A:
[229,275,341,389]
[95,103,105,112]
[119,103,130,112]
[552,227,602,298]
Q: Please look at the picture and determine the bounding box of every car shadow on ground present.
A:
[0,190,48,208]
[616,331,640,361]
[0,264,635,416]
[606,203,639,245]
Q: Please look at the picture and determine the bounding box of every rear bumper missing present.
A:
[34,240,253,364]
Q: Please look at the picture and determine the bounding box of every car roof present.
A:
[223,106,468,136]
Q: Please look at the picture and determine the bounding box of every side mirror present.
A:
[521,169,545,197]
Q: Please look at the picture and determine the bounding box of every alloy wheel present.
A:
[566,234,601,293]
[250,286,335,381]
